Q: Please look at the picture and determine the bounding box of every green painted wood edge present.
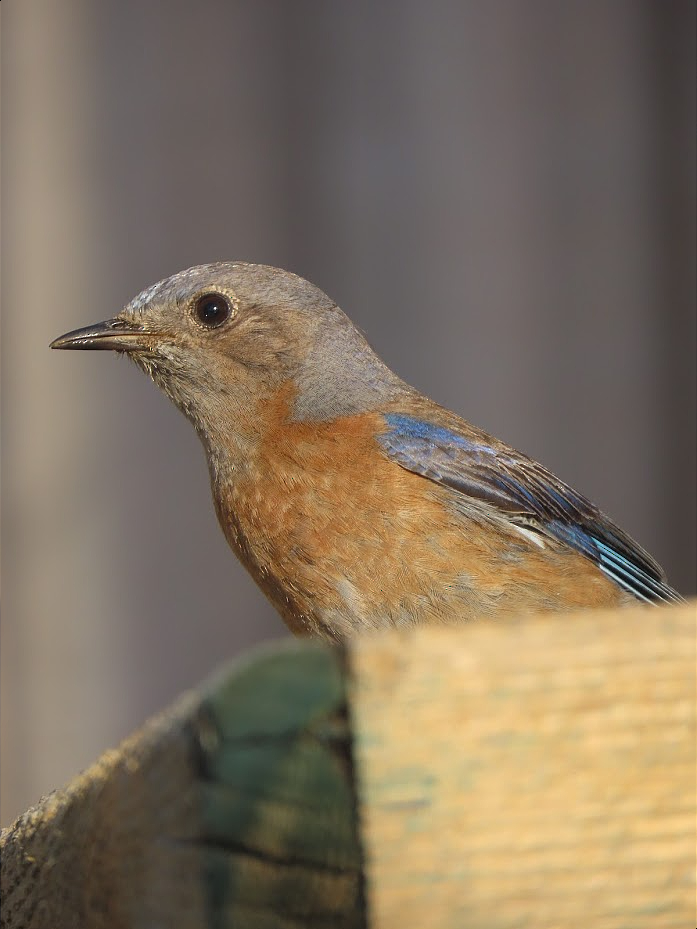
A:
[194,640,366,928]
[0,638,366,929]
[191,642,365,929]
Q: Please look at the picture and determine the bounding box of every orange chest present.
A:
[218,411,408,562]
[212,410,446,635]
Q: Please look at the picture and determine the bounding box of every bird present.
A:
[51,262,683,640]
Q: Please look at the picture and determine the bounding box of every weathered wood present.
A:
[350,600,696,929]
[1,601,694,928]
[0,641,364,929]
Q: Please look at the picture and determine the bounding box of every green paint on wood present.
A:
[194,640,365,928]
[204,640,345,739]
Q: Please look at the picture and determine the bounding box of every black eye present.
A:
[193,292,232,328]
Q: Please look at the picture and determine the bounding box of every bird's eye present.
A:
[192,292,232,329]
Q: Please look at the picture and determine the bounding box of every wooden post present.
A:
[2,601,695,928]
[350,601,696,928]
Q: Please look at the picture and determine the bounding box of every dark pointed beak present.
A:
[50,318,150,352]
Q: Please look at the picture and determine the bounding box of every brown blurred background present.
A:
[2,1,695,825]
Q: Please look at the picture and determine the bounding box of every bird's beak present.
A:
[50,317,150,352]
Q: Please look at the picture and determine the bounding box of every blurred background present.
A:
[2,1,695,824]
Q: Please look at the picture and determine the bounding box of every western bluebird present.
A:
[51,263,683,639]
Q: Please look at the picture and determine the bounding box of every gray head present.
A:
[51,262,406,445]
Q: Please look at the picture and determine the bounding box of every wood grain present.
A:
[350,600,696,929]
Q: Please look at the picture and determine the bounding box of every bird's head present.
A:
[51,262,404,454]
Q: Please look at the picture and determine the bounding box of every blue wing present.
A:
[379,414,682,604]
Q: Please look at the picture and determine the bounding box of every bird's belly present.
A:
[215,426,626,639]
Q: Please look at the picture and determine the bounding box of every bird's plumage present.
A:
[51,262,683,639]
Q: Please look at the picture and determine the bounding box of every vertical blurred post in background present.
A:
[2,0,695,824]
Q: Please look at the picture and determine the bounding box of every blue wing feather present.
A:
[380,414,682,604]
